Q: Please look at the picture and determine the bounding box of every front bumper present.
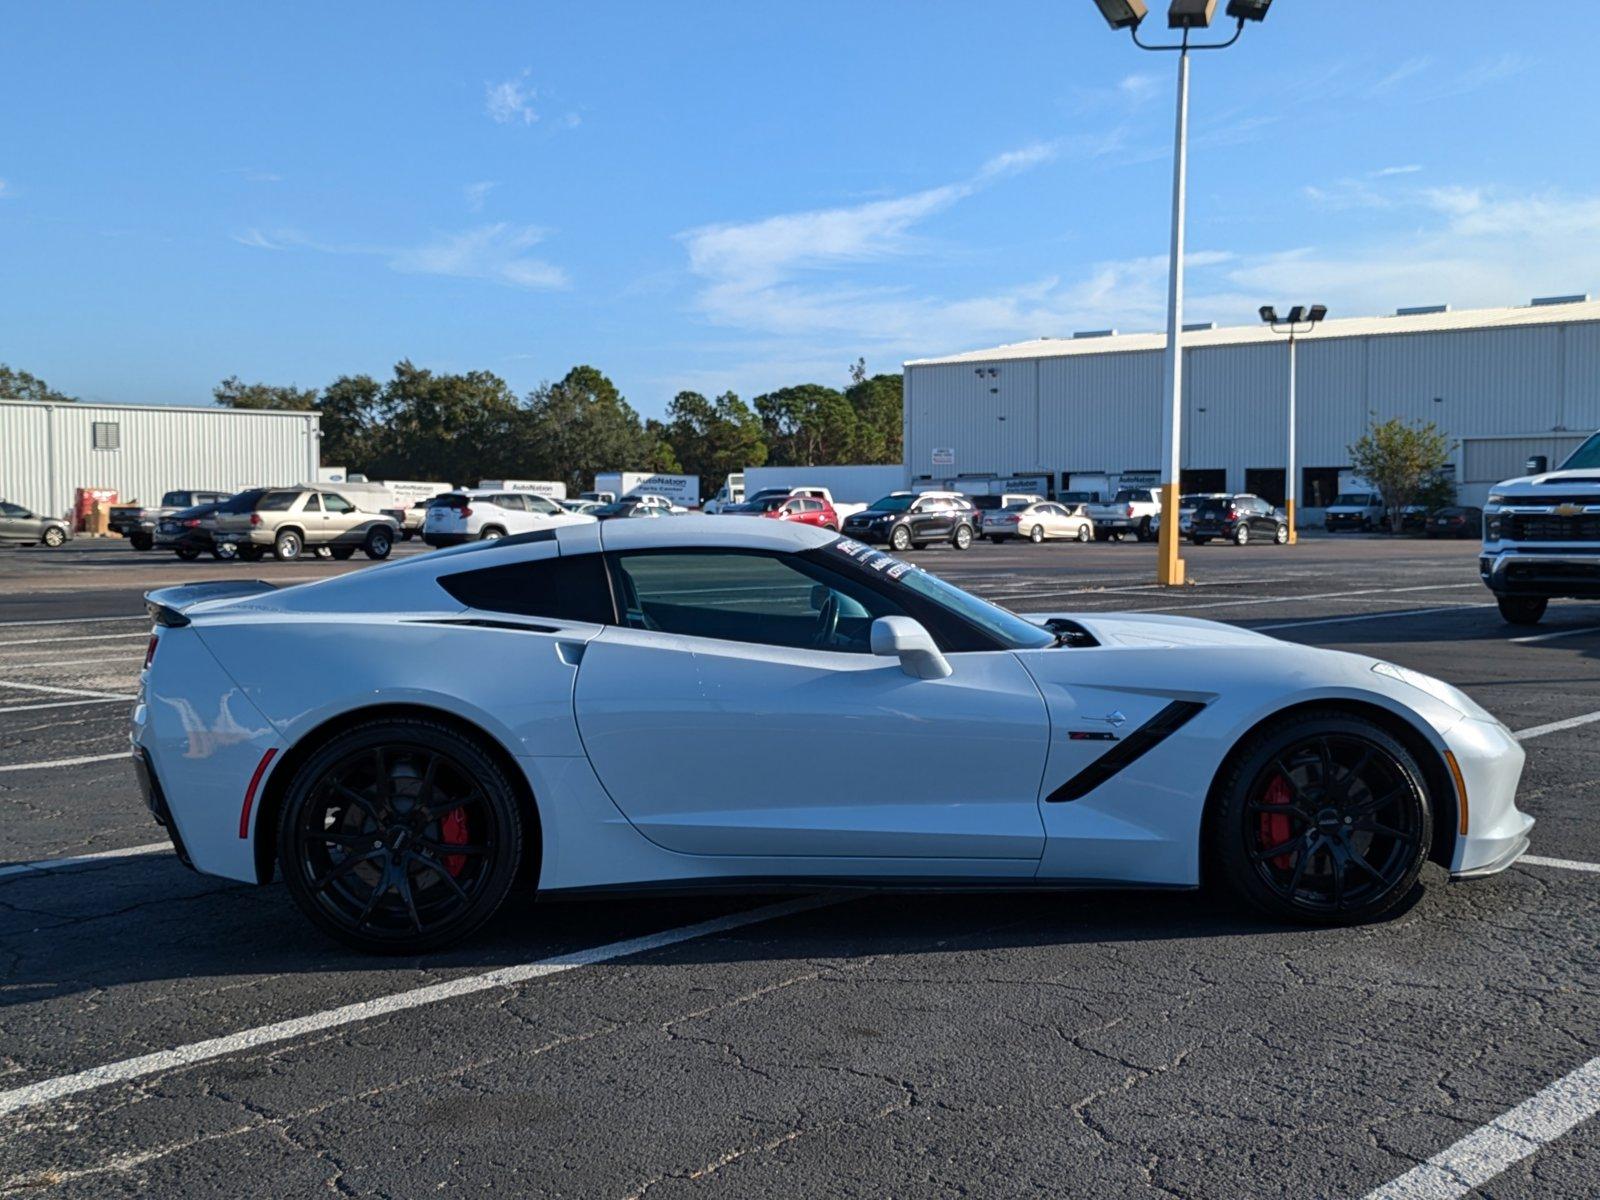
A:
[841,524,892,545]
[1324,514,1371,530]
[1443,715,1533,879]
[1480,548,1600,598]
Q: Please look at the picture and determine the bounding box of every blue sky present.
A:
[2,2,1594,417]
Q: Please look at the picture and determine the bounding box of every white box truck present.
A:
[594,472,700,508]
[742,464,905,508]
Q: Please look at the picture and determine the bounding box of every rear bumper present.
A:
[131,745,194,869]
[424,532,473,547]
[1480,549,1600,598]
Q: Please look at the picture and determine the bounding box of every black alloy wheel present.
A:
[279,720,524,953]
[1212,712,1431,924]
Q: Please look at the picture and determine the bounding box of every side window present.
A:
[610,550,907,653]
[437,554,614,623]
[322,493,355,514]
[496,494,527,511]
[526,495,561,515]
[302,493,323,513]
[257,491,298,512]
[0,502,26,517]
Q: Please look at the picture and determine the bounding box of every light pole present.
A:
[1259,303,1326,544]
[1091,0,1272,585]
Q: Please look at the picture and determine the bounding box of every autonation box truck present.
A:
[594,472,701,508]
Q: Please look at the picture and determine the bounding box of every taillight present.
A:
[249,513,261,526]
[1005,515,1021,523]
[144,633,159,669]
[182,519,200,527]
[1125,505,1135,517]
[459,506,473,518]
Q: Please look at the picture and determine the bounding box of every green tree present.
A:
[664,390,767,484]
[516,365,655,493]
[754,384,857,465]
[368,360,521,483]
[213,375,318,410]
[0,364,76,403]
[318,374,384,471]
[1348,415,1455,532]
[844,372,902,463]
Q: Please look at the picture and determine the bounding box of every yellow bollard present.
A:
[1157,482,1185,586]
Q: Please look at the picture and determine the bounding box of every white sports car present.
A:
[132,517,1532,952]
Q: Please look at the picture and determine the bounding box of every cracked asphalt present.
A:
[1,535,1597,1198]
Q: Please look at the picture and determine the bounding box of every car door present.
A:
[319,491,366,543]
[572,547,1050,867]
[914,497,953,540]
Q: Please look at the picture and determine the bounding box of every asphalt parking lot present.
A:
[2,534,1598,1198]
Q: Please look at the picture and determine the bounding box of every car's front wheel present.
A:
[1076,524,1091,543]
[1211,711,1431,925]
[890,526,912,552]
[1275,524,1290,545]
[1497,595,1548,625]
[364,528,393,560]
[174,547,202,561]
[274,530,302,561]
[42,527,66,548]
[278,720,525,953]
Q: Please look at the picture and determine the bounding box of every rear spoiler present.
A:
[144,580,279,627]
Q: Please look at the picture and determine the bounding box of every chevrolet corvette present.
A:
[132,517,1531,952]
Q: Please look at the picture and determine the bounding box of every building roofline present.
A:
[903,298,1600,367]
[0,398,322,418]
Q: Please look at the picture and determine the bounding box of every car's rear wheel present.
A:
[1497,595,1547,625]
[1136,518,1153,543]
[174,546,201,561]
[279,720,524,953]
[1076,524,1091,543]
[479,526,505,541]
[274,530,302,561]
[364,528,393,560]
[952,524,973,550]
[330,546,355,560]
[890,526,912,552]
[1211,711,1431,925]
[1029,525,1044,544]
[238,545,264,562]
[130,533,152,551]
[1190,535,1211,545]
[42,527,66,548]
[212,542,238,561]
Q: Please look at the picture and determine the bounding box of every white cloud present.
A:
[0,178,9,198]
[485,71,537,125]
[465,181,496,212]
[233,222,567,290]
[1118,72,1160,101]
[1371,164,1422,178]
[231,228,287,249]
[1367,55,1432,97]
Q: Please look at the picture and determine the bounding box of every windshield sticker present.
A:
[833,539,871,560]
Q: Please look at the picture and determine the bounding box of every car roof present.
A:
[576,513,836,553]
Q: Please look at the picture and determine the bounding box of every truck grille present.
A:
[1506,513,1600,542]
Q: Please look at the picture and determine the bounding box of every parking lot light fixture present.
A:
[1260,302,1328,546]
[1224,0,1272,20]
[1090,1,1266,585]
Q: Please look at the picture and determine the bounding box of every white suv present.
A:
[423,489,596,547]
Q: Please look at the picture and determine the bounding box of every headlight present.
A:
[1486,493,1506,508]
[1371,661,1483,719]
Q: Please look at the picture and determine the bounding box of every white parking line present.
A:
[1256,605,1494,632]
[1511,625,1600,645]
[0,893,843,1117]
[0,614,145,628]
[1363,1055,1600,1199]
[0,842,168,881]
[0,631,149,647]
[0,656,144,672]
[1513,711,1600,741]
[0,680,136,700]
[0,752,130,773]
[1521,855,1600,874]
[0,697,130,714]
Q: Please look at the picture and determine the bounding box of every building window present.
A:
[91,422,121,451]
[1302,467,1342,509]
[1180,468,1226,494]
[1244,468,1285,507]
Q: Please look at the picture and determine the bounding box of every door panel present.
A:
[573,628,1049,863]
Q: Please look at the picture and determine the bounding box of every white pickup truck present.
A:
[741,486,869,522]
[1480,432,1600,625]
[1087,486,1162,542]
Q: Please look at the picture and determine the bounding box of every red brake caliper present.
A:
[439,807,470,877]
[1258,775,1294,870]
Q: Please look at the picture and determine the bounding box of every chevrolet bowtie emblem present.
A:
[1555,503,1585,517]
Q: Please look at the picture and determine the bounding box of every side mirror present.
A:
[870,616,952,680]
[1525,455,1549,475]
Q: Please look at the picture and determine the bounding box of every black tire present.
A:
[212,542,239,561]
[42,527,66,548]
[278,719,526,954]
[1029,524,1045,544]
[238,545,265,562]
[174,547,201,561]
[889,526,912,552]
[1234,524,1250,546]
[1497,595,1548,626]
[364,528,393,560]
[1210,710,1432,925]
[1136,518,1153,543]
[952,524,973,550]
[330,546,356,560]
[478,526,506,541]
[1275,524,1290,545]
[1076,524,1091,543]
[1094,529,1111,542]
[130,534,153,551]
[273,529,303,561]
[1190,535,1211,546]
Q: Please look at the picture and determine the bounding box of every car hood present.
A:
[1490,469,1600,498]
[1023,610,1279,649]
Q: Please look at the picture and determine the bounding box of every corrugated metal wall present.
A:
[0,401,320,517]
[906,317,1600,507]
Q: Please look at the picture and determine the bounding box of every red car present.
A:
[727,494,840,531]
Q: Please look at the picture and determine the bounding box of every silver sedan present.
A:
[981,501,1094,544]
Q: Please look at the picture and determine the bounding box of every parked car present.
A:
[424,490,595,546]
[380,500,435,541]
[561,499,604,515]
[841,492,975,551]
[154,502,231,561]
[1087,487,1162,542]
[1427,506,1483,539]
[740,486,867,522]
[0,500,71,547]
[1152,493,1230,539]
[726,494,840,530]
[970,493,1044,539]
[983,500,1093,544]
[212,486,399,561]
[136,515,1530,952]
[590,495,680,521]
[1323,491,1385,533]
[1189,494,1290,546]
[110,490,232,550]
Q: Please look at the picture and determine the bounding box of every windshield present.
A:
[820,540,1054,650]
[1560,432,1600,470]
[1003,501,1031,512]
[1332,493,1375,506]
[161,491,191,507]
[866,495,913,512]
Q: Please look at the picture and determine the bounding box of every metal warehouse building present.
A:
[903,296,1600,519]
[0,399,321,518]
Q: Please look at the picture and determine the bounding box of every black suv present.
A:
[1189,494,1289,546]
[841,493,975,551]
